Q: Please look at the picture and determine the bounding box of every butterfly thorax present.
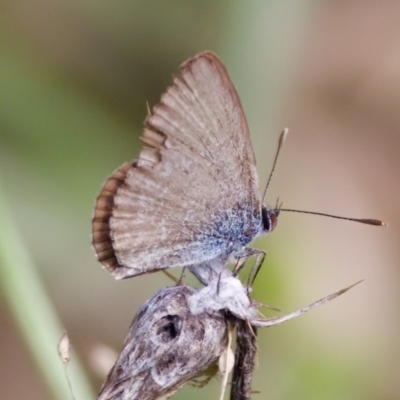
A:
[195,203,262,259]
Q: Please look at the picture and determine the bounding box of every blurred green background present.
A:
[0,1,399,399]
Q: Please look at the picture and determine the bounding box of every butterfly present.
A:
[92,52,283,280]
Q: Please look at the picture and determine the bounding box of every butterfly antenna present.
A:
[262,128,288,204]
[279,208,387,226]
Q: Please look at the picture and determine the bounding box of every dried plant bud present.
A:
[230,321,258,400]
[97,276,362,399]
[97,285,228,400]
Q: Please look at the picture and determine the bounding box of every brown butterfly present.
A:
[92,51,383,280]
[92,51,281,280]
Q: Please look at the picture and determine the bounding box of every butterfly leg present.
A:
[247,249,266,289]
[232,256,247,277]
[177,266,187,286]
[233,248,266,292]
[216,268,225,295]
[162,269,179,284]
[189,364,219,388]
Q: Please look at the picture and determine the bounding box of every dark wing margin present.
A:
[92,163,132,275]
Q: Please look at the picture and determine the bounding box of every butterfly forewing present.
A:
[92,52,261,279]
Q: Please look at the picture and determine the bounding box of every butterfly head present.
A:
[261,205,280,233]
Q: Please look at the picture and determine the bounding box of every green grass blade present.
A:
[0,179,95,400]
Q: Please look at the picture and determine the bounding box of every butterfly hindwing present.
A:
[92,52,261,279]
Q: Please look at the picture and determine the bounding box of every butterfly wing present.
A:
[92,52,261,279]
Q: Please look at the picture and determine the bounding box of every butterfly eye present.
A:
[261,206,280,233]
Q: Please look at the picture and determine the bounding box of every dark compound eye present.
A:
[262,206,280,233]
